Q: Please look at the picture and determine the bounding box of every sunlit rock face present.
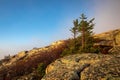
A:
[116,31,120,45]
[26,40,67,57]
[42,53,120,80]
[0,51,28,66]
[94,29,120,46]
[93,29,120,54]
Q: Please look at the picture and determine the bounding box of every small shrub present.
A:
[61,38,81,56]
[61,48,72,56]
[88,47,100,53]
[37,63,46,77]
[78,45,101,53]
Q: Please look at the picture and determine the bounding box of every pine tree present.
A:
[70,19,79,45]
[70,19,78,48]
[78,14,94,51]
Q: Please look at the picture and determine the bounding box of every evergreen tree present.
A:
[70,19,79,45]
[78,14,95,51]
[70,19,79,39]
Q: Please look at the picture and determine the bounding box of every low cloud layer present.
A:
[94,0,120,33]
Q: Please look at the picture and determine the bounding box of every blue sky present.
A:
[0,0,120,58]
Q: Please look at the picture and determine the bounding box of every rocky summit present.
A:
[42,53,120,80]
[0,29,120,80]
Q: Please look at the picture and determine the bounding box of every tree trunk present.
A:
[82,26,85,49]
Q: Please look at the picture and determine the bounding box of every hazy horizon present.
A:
[0,0,120,59]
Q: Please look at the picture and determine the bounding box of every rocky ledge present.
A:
[42,53,120,80]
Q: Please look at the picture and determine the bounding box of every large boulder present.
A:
[94,29,120,46]
[42,53,120,80]
[94,29,120,54]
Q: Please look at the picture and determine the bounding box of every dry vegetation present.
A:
[0,40,68,80]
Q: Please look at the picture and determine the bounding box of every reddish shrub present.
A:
[0,41,67,79]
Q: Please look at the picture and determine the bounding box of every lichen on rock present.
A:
[42,53,120,80]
